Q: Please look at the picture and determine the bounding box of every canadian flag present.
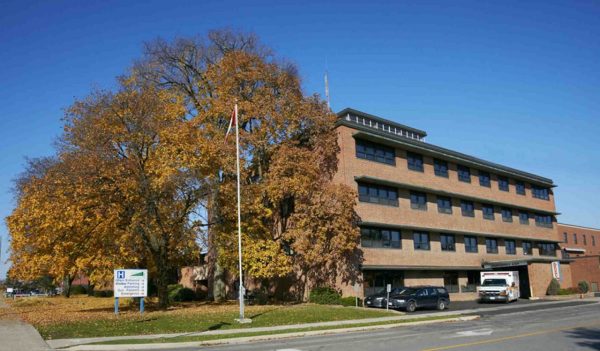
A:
[225,107,237,141]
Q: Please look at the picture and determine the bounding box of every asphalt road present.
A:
[163,300,600,351]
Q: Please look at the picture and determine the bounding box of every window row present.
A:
[355,139,551,200]
[360,228,557,256]
[563,232,598,247]
[358,182,554,228]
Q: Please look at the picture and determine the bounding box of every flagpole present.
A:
[234,103,249,323]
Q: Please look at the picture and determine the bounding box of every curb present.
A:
[63,316,479,350]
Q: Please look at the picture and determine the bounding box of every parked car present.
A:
[364,287,405,308]
[387,286,450,312]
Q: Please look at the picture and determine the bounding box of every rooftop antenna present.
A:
[324,58,331,110]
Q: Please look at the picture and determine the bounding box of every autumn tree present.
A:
[137,30,363,298]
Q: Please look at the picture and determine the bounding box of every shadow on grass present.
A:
[565,327,600,350]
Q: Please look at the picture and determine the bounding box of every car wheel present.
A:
[406,301,416,313]
[437,300,446,310]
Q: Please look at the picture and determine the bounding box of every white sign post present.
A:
[114,269,148,315]
[386,284,391,311]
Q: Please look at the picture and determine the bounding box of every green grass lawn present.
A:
[93,315,461,345]
[39,304,398,340]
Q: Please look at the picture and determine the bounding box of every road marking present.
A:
[451,328,494,337]
[421,320,600,351]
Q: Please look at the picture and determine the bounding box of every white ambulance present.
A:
[477,271,520,303]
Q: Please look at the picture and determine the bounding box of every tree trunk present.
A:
[212,260,227,302]
[156,251,170,309]
[63,275,74,298]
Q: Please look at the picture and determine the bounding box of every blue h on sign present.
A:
[117,270,125,279]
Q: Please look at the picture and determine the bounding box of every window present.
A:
[437,196,452,214]
[360,227,401,249]
[407,152,424,172]
[434,159,449,177]
[516,181,526,195]
[464,236,478,253]
[441,234,456,251]
[486,238,498,254]
[593,236,596,246]
[479,171,491,187]
[501,207,513,222]
[523,241,532,255]
[482,204,495,220]
[461,200,475,217]
[358,183,399,206]
[413,231,430,250]
[532,186,550,200]
[519,211,529,225]
[563,232,568,243]
[498,176,509,192]
[534,214,553,228]
[457,165,471,183]
[574,233,578,244]
[410,191,427,210]
[538,242,556,256]
[583,234,587,245]
[355,139,395,165]
[505,240,516,255]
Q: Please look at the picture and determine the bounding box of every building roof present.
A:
[336,108,555,187]
[557,223,600,232]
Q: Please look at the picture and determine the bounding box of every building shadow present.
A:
[565,327,600,350]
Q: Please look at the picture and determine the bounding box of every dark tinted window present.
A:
[358,183,398,206]
[361,227,401,249]
[441,234,456,251]
[498,176,509,192]
[516,181,526,195]
[479,171,491,187]
[465,236,478,253]
[410,191,427,210]
[519,212,529,225]
[563,232,568,243]
[501,208,513,222]
[407,152,424,172]
[461,200,475,217]
[434,159,449,177]
[574,233,578,244]
[457,165,471,183]
[535,214,553,228]
[505,240,516,255]
[356,139,395,165]
[523,241,532,255]
[538,242,556,256]
[413,231,430,250]
[486,238,498,253]
[482,204,495,220]
[532,186,550,200]
[437,196,452,214]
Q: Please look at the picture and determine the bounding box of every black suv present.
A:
[387,286,450,312]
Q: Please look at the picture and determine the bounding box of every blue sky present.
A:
[1,0,599,279]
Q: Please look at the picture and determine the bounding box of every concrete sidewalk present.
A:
[47,298,600,349]
[0,299,50,351]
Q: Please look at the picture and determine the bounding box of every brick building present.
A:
[557,223,600,293]
[333,108,571,300]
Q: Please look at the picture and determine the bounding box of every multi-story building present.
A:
[334,108,571,300]
[557,223,600,293]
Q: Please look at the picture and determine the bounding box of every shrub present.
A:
[248,289,269,305]
[558,287,581,295]
[70,285,88,295]
[340,296,362,306]
[578,281,590,294]
[93,290,114,297]
[168,284,196,302]
[309,287,341,305]
[546,278,560,295]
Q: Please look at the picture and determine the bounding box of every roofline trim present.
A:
[557,223,600,232]
[337,107,428,136]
